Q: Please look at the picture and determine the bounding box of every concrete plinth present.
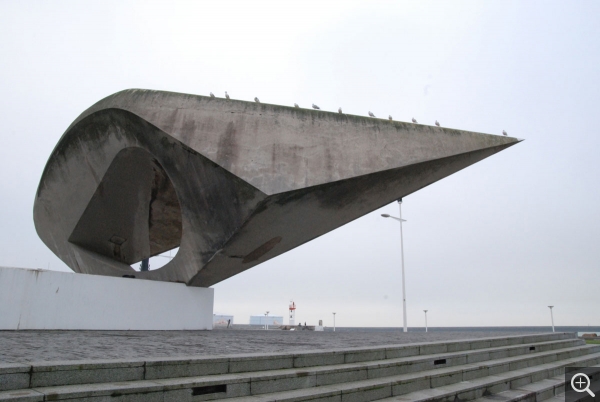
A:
[0,267,213,330]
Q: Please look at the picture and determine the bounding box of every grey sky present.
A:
[1,1,598,328]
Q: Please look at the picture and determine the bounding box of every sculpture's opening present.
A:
[131,247,179,271]
[69,147,183,266]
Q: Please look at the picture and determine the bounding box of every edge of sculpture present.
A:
[34,89,521,287]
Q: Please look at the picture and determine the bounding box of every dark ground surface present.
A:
[0,328,545,362]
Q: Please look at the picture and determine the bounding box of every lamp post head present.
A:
[548,306,554,309]
[424,310,428,313]
[381,213,406,222]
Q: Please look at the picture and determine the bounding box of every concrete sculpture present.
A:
[34,89,520,287]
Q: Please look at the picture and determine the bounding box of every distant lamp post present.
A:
[381,198,408,333]
[424,310,428,332]
[548,306,555,332]
[265,311,269,330]
[333,312,336,332]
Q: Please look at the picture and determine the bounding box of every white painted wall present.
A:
[0,267,213,330]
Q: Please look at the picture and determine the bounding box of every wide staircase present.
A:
[1,332,598,401]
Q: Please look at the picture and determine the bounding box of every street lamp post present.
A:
[265,311,269,330]
[424,310,428,332]
[333,312,336,332]
[548,306,555,332]
[381,198,408,333]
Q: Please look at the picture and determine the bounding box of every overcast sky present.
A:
[1,1,599,328]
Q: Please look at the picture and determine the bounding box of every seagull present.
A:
[412,118,417,123]
[368,111,375,117]
[294,103,299,108]
[338,107,343,114]
[254,97,260,103]
[225,91,230,100]
[435,120,440,127]
[312,104,320,110]
[503,130,507,136]
[389,115,393,121]
[210,92,215,98]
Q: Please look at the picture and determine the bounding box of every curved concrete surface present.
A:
[33,89,521,286]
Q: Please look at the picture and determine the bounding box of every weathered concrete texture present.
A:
[0,330,563,364]
[2,333,598,402]
[34,89,521,286]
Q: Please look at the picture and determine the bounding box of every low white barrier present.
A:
[0,267,213,330]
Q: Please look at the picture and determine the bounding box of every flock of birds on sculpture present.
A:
[209,92,509,136]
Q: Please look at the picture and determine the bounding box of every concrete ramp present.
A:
[34,89,521,286]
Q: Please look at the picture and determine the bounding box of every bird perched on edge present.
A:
[312,104,320,110]
[225,91,230,100]
[210,92,215,98]
[338,107,343,114]
[435,120,440,127]
[412,118,417,123]
[254,97,260,103]
[389,115,393,121]
[503,130,507,136]
[294,103,299,108]
[368,111,375,117]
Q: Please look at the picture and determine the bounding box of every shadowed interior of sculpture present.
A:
[69,147,182,264]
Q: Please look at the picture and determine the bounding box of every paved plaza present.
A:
[0,329,531,362]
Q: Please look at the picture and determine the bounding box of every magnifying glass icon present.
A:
[571,373,595,397]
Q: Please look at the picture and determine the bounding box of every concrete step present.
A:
[0,333,578,392]
[364,356,600,402]
[0,337,584,401]
[471,374,564,402]
[472,365,600,402]
[512,365,600,402]
[220,350,600,402]
[1,339,597,401]
[379,363,600,402]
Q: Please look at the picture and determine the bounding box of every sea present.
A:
[237,325,600,335]
[323,326,600,335]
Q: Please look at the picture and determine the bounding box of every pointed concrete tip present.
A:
[35,89,525,287]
